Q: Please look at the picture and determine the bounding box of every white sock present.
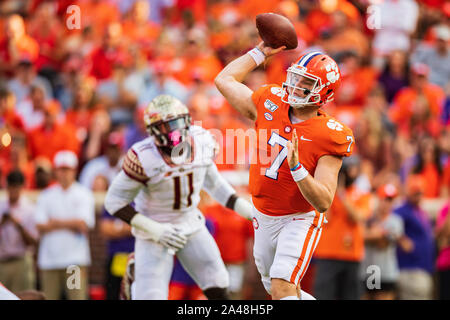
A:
[280,296,299,300]
[300,290,316,300]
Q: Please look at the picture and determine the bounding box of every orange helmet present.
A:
[282,51,341,108]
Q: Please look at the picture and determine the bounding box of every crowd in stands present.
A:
[0,0,449,300]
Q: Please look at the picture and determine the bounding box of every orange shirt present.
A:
[250,85,355,216]
[27,122,81,161]
[389,84,445,138]
[335,67,378,107]
[418,163,442,198]
[203,203,253,264]
[171,55,223,86]
[238,0,280,19]
[314,186,372,262]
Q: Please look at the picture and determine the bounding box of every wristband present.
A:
[290,162,309,182]
[247,47,266,66]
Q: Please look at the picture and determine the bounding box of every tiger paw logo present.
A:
[327,119,344,131]
[325,63,340,85]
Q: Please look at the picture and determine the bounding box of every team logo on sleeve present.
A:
[270,87,284,97]
[264,112,273,121]
[264,99,279,112]
[326,119,344,131]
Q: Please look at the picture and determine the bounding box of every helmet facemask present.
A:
[148,114,191,156]
[282,66,323,108]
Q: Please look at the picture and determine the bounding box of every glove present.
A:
[158,224,188,252]
[130,214,187,252]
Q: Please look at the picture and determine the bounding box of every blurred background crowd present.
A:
[0,0,449,300]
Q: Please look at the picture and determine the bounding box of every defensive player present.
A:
[215,43,354,300]
[104,95,252,300]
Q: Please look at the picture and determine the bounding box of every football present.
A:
[256,13,298,50]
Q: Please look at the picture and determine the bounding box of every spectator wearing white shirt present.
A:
[35,151,95,300]
[0,170,38,294]
[411,24,450,88]
[372,0,419,68]
[15,85,46,131]
[79,131,124,191]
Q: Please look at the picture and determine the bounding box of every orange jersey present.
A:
[250,84,355,216]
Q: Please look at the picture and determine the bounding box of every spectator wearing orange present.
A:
[26,2,64,71]
[65,78,98,146]
[314,156,372,300]
[121,0,161,56]
[410,136,444,199]
[171,28,223,87]
[75,0,121,41]
[334,51,378,108]
[318,9,369,59]
[0,87,26,186]
[88,22,125,80]
[0,14,39,75]
[389,63,445,140]
[27,100,80,162]
[0,87,24,133]
[0,133,35,190]
[238,0,280,20]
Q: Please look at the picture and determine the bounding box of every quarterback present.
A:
[215,43,354,300]
[104,95,252,300]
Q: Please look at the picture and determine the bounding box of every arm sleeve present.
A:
[122,148,150,184]
[202,163,236,207]
[322,124,355,158]
[104,171,144,216]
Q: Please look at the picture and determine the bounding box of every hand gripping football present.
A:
[256,13,298,50]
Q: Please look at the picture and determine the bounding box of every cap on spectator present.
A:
[406,175,425,195]
[106,131,124,149]
[53,150,78,169]
[411,62,430,76]
[377,183,398,199]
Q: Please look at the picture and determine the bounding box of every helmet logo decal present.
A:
[325,63,340,85]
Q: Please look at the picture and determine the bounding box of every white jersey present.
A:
[121,126,232,237]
